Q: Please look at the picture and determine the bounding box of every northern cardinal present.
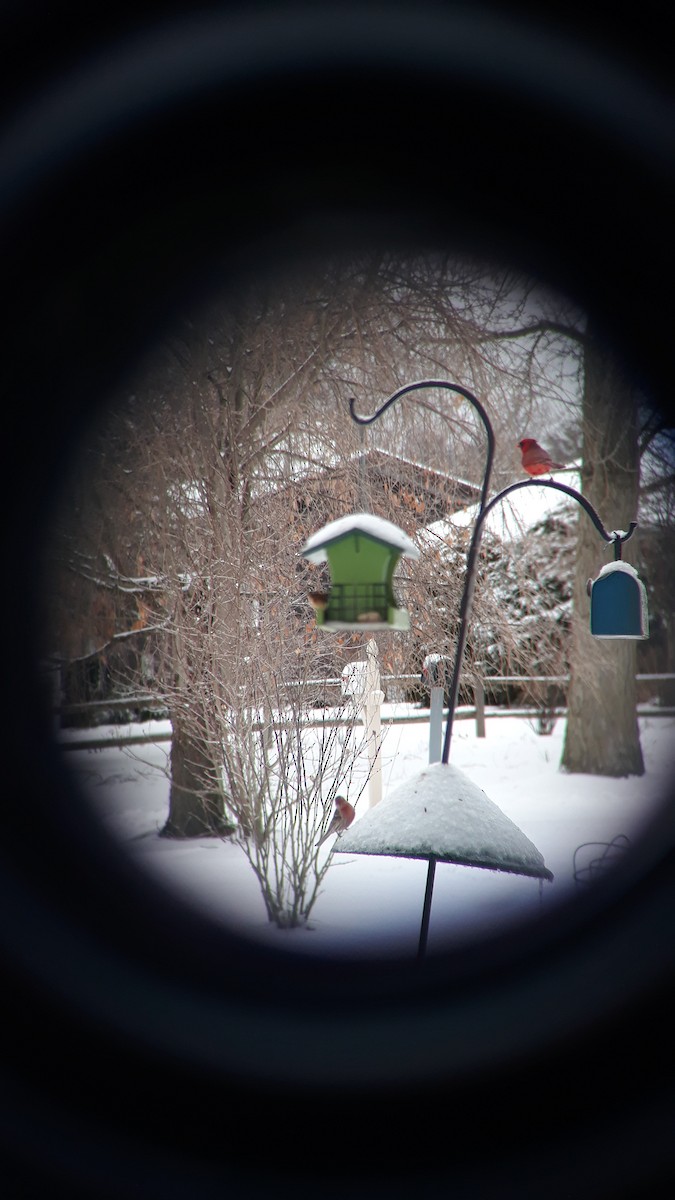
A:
[518,437,567,477]
[316,795,356,846]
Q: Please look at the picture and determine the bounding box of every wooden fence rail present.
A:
[57,674,675,751]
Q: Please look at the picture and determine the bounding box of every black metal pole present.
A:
[418,854,437,960]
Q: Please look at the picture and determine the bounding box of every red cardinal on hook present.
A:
[518,437,567,477]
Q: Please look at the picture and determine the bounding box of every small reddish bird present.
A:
[308,591,330,614]
[316,795,356,847]
[518,437,567,477]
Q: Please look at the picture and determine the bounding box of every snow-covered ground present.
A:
[61,709,674,959]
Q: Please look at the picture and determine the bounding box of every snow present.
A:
[597,560,640,578]
[338,761,552,880]
[62,710,674,960]
[341,661,368,698]
[301,512,421,562]
[432,464,581,542]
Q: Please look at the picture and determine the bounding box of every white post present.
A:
[363,639,383,808]
[428,686,444,763]
[474,677,486,738]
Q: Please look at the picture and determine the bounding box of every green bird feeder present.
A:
[301,512,420,630]
[588,561,649,639]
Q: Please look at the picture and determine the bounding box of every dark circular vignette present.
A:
[1,4,674,1197]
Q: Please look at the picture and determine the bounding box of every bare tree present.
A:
[459,295,656,775]
[51,250,583,725]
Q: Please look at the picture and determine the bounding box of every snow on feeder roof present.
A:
[301,512,420,631]
[338,762,553,882]
[301,513,420,563]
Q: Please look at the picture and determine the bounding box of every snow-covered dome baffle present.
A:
[338,762,553,881]
[301,512,421,562]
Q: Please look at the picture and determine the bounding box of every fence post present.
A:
[474,678,486,738]
[428,687,444,763]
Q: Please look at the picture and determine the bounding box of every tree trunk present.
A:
[161,713,235,837]
[561,335,644,776]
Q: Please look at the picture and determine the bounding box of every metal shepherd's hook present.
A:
[350,379,496,764]
[351,379,638,767]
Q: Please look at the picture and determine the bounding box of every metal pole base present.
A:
[418,855,437,960]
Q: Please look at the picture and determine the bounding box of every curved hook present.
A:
[350,379,495,511]
[350,379,493,432]
[480,481,637,550]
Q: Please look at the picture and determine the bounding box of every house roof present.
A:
[364,446,478,494]
[282,447,481,528]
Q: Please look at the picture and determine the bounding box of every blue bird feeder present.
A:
[589,561,649,639]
